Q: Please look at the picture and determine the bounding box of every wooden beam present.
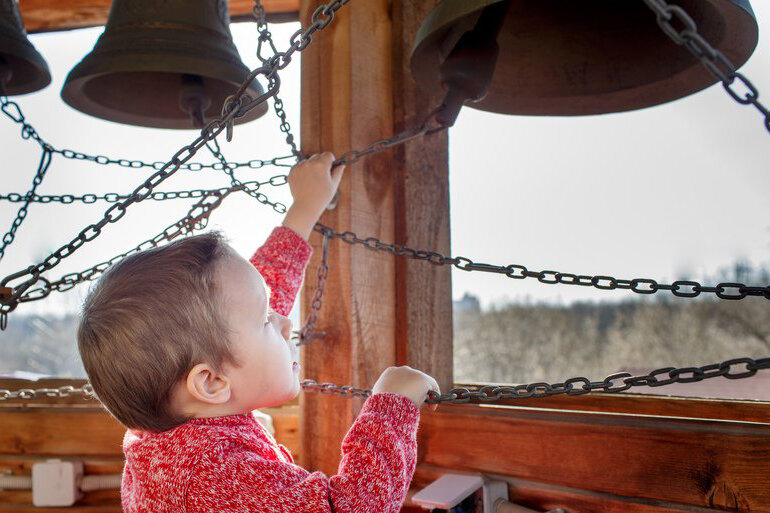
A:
[299,0,396,475]
[416,404,770,512]
[19,0,299,33]
[298,0,452,475]
[391,1,453,394]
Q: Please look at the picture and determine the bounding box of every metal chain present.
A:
[253,0,301,158]
[3,357,768,404]
[0,94,292,171]
[292,227,331,345]
[0,0,353,326]
[14,186,241,306]
[0,146,53,263]
[643,0,769,133]
[0,383,96,401]
[205,138,287,213]
[0,176,289,205]
[313,224,770,301]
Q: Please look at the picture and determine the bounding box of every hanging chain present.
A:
[0,95,291,171]
[0,383,96,401]
[253,0,301,158]
[205,138,287,213]
[292,227,331,345]
[3,357,768,404]
[643,0,769,133]
[0,146,53,263]
[312,224,770,301]
[0,0,355,327]
[0,175,289,205]
[11,186,242,307]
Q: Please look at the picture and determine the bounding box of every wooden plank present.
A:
[19,0,299,33]
[409,465,733,513]
[299,0,396,474]
[0,409,126,456]
[453,385,770,424]
[417,404,770,512]
[391,1,453,393]
[0,403,299,456]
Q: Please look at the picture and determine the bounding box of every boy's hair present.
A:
[78,231,240,433]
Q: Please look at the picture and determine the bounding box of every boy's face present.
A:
[217,251,300,410]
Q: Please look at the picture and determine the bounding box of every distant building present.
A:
[453,292,481,313]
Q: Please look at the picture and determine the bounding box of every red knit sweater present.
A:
[121,226,421,513]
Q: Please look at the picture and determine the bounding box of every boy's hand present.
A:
[282,152,345,240]
[372,366,441,412]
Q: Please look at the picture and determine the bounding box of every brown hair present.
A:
[77,231,239,433]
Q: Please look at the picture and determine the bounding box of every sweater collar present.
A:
[186,412,255,427]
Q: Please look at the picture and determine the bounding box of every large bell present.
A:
[61,0,267,129]
[410,0,759,120]
[0,0,52,95]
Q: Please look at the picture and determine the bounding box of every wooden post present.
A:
[299,0,452,474]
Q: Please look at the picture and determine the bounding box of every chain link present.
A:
[14,186,241,304]
[253,0,301,158]
[643,0,769,133]
[0,176,290,205]
[292,227,331,345]
[0,95,293,172]
[313,224,770,301]
[0,0,354,325]
[4,357,768,404]
[0,383,96,401]
[206,138,287,214]
[0,146,53,263]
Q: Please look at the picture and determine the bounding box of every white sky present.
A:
[1,6,769,322]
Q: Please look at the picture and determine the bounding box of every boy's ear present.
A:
[186,363,231,404]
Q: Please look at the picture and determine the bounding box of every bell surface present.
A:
[0,0,52,95]
[410,0,759,116]
[61,0,267,129]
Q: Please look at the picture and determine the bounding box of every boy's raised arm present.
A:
[185,392,420,513]
[249,152,344,316]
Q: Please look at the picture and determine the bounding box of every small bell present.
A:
[61,0,267,129]
[411,0,759,119]
[0,0,52,95]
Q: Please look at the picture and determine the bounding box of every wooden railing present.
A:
[2,378,768,512]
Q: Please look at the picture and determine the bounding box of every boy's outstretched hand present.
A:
[281,152,345,240]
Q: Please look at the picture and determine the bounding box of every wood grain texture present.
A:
[19,0,299,32]
[453,385,770,424]
[408,465,738,513]
[298,0,396,475]
[417,404,770,512]
[0,403,300,510]
[391,0,453,393]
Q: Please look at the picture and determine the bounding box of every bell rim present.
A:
[410,0,760,116]
[60,49,268,129]
[0,32,52,95]
[61,73,268,129]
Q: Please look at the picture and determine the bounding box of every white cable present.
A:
[80,473,122,492]
[0,474,32,490]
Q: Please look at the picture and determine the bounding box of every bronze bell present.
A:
[0,0,52,95]
[410,0,758,121]
[61,0,267,129]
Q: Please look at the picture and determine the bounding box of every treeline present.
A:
[1,261,767,383]
[454,297,768,385]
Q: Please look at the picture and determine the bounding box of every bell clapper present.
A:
[0,56,12,95]
[437,0,511,127]
[179,74,212,129]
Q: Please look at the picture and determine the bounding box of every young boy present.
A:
[77,152,441,513]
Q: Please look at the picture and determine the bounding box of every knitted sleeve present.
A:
[249,225,313,316]
[185,393,421,513]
